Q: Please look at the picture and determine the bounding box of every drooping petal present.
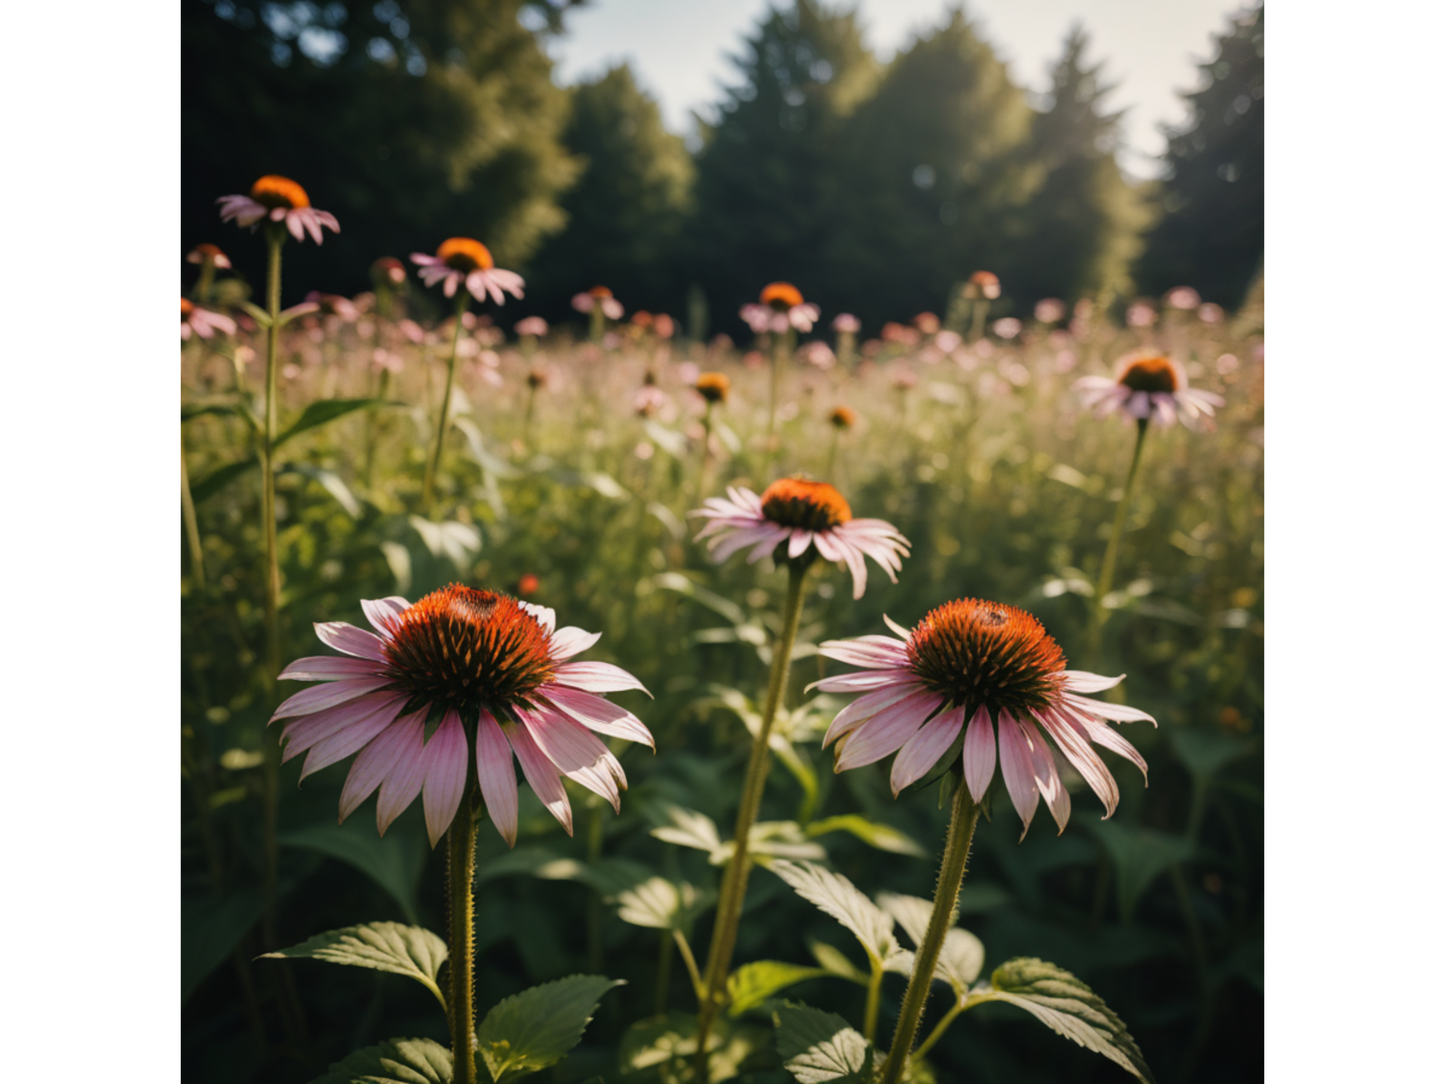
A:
[821,680,928,747]
[996,710,1040,839]
[284,692,409,764]
[278,655,386,682]
[361,597,410,636]
[270,676,394,722]
[505,719,573,835]
[1061,671,1125,694]
[314,621,389,662]
[882,614,914,641]
[890,704,966,796]
[519,706,624,812]
[1020,716,1070,834]
[337,710,422,822]
[810,668,917,694]
[375,714,428,836]
[421,710,469,847]
[1037,707,1119,817]
[549,626,602,661]
[787,529,814,559]
[834,689,944,771]
[1063,693,1157,725]
[476,710,519,846]
[962,704,996,803]
[543,685,655,749]
[817,635,911,670]
[552,661,651,695]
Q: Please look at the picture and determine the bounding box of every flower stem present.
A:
[447,787,480,1084]
[1090,418,1150,656]
[863,962,884,1043]
[259,225,285,954]
[879,781,981,1084]
[424,294,468,511]
[694,561,809,1080]
[181,431,205,587]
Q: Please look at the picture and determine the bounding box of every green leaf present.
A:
[964,958,1155,1083]
[651,805,725,861]
[619,1012,768,1082]
[409,516,482,572]
[279,820,427,924]
[877,893,985,996]
[1170,728,1253,785]
[277,398,394,447]
[807,940,868,986]
[770,861,904,970]
[240,300,272,327]
[191,455,259,504]
[806,815,926,857]
[727,961,832,1017]
[260,922,447,1010]
[181,890,264,1004]
[1085,821,1194,922]
[308,1037,453,1083]
[284,463,362,517]
[772,1003,871,1084]
[613,877,715,933]
[182,401,240,423]
[477,974,623,1081]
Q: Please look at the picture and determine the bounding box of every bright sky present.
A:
[547,0,1253,178]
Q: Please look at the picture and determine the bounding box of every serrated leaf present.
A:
[772,1003,870,1084]
[650,806,725,860]
[806,815,926,857]
[964,958,1155,1083]
[877,893,985,996]
[477,974,622,1081]
[279,820,426,924]
[277,398,393,447]
[261,922,447,1009]
[613,877,715,933]
[308,1036,453,1083]
[727,961,832,1016]
[619,1012,768,1082]
[771,861,902,969]
[409,516,482,571]
[807,940,868,985]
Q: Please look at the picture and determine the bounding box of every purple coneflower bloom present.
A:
[832,313,861,333]
[692,479,909,600]
[272,586,652,847]
[741,282,820,334]
[186,243,232,270]
[572,286,624,319]
[411,238,524,306]
[1074,351,1224,429]
[217,175,340,244]
[811,599,1153,835]
[515,316,549,338]
[181,298,235,341]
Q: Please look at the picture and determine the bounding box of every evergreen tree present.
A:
[523,64,696,323]
[1135,4,1264,307]
[686,0,879,331]
[1011,25,1148,307]
[181,0,581,301]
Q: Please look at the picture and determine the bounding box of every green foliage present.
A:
[726,961,833,1017]
[619,1012,771,1082]
[772,1002,871,1084]
[1136,5,1264,306]
[181,889,265,1004]
[878,893,986,996]
[308,1037,455,1084]
[476,975,623,1081]
[770,861,909,973]
[261,922,448,1009]
[279,818,429,923]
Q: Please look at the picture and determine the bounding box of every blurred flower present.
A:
[631,310,654,329]
[1164,286,1202,311]
[811,600,1153,833]
[964,271,1001,300]
[217,175,339,244]
[1034,298,1066,324]
[372,257,407,287]
[695,372,730,403]
[186,242,231,269]
[572,286,624,319]
[890,366,918,391]
[992,317,1022,340]
[652,313,675,339]
[1074,350,1224,429]
[742,282,820,333]
[678,360,701,383]
[516,574,540,597]
[881,322,920,346]
[913,312,940,335]
[1216,353,1239,375]
[412,238,524,305]
[634,384,666,417]
[514,316,548,338]
[1126,301,1156,328]
[181,297,236,340]
[828,405,857,430]
[526,368,547,389]
[1197,302,1225,325]
[305,292,360,321]
[831,313,861,333]
[398,319,425,344]
[691,480,910,599]
[273,587,653,847]
[798,341,836,369]
[933,330,962,354]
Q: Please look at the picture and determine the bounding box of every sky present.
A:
[547,0,1253,178]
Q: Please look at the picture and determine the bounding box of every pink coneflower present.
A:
[515,316,548,339]
[828,405,857,430]
[692,479,909,600]
[217,175,340,244]
[181,297,236,341]
[799,341,836,369]
[272,586,653,847]
[372,257,407,287]
[1074,351,1224,429]
[186,242,232,270]
[305,291,360,321]
[965,271,1001,300]
[992,317,1022,340]
[1126,301,1156,329]
[832,313,861,334]
[741,282,820,334]
[695,372,730,403]
[653,313,676,339]
[572,286,624,319]
[913,312,941,335]
[1034,298,1066,324]
[1197,303,1225,325]
[411,238,524,306]
[1164,286,1202,311]
[881,322,920,346]
[812,599,1153,834]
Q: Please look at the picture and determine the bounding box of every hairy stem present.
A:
[447,788,480,1084]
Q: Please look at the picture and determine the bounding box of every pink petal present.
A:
[549,626,602,661]
[299,694,411,778]
[890,704,966,795]
[811,668,917,694]
[314,621,389,662]
[1061,671,1125,694]
[552,661,651,695]
[1063,693,1157,725]
[543,686,655,749]
[361,597,410,636]
[1020,716,1070,834]
[270,676,393,722]
[375,714,428,835]
[475,710,519,846]
[962,704,997,802]
[834,689,943,771]
[817,636,911,670]
[338,711,423,821]
[278,656,385,682]
[421,710,469,847]
[996,710,1040,839]
[1037,707,1119,816]
[518,706,624,812]
[505,719,573,834]
[822,681,926,747]
[286,213,305,242]
[519,602,557,634]
[788,530,813,559]
[280,692,409,761]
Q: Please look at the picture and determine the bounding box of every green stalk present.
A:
[863,962,884,1043]
[879,782,981,1084]
[447,787,481,1084]
[259,225,284,953]
[694,562,810,1080]
[590,303,605,344]
[910,1003,964,1061]
[1089,418,1150,660]
[424,294,468,511]
[181,431,205,587]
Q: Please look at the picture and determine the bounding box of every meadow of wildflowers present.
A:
[182,195,1263,1084]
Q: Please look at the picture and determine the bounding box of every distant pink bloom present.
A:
[273,587,653,847]
[966,271,1001,300]
[572,286,624,319]
[411,238,524,306]
[881,322,920,346]
[181,298,235,341]
[633,384,666,417]
[652,313,676,339]
[992,317,1022,340]
[1034,298,1066,324]
[890,366,919,391]
[743,282,819,333]
[1164,286,1202,311]
[831,313,861,334]
[305,292,360,321]
[217,175,339,244]
[1074,351,1224,429]
[1126,301,1156,328]
[372,257,407,286]
[798,341,836,369]
[913,312,940,334]
[1197,303,1225,325]
[812,599,1153,835]
[187,243,231,269]
[933,330,962,354]
[691,479,909,600]
[515,316,549,338]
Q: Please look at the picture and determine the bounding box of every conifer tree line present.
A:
[182,0,1263,330]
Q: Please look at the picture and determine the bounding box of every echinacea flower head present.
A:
[217,175,340,244]
[695,372,730,403]
[1074,350,1224,429]
[514,316,548,338]
[186,243,231,269]
[761,282,804,311]
[832,313,861,334]
[992,317,1022,340]
[272,587,653,847]
[372,257,407,286]
[744,283,820,333]
[181,297,236,341]
[526,368,547,390]
[812,599,1154,836]
[572,286,625,319]
[913,312,941,335]
[966,271,1001,300]
[691,479,909,599]
[411,238,525,306]
[829,405,857,430]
